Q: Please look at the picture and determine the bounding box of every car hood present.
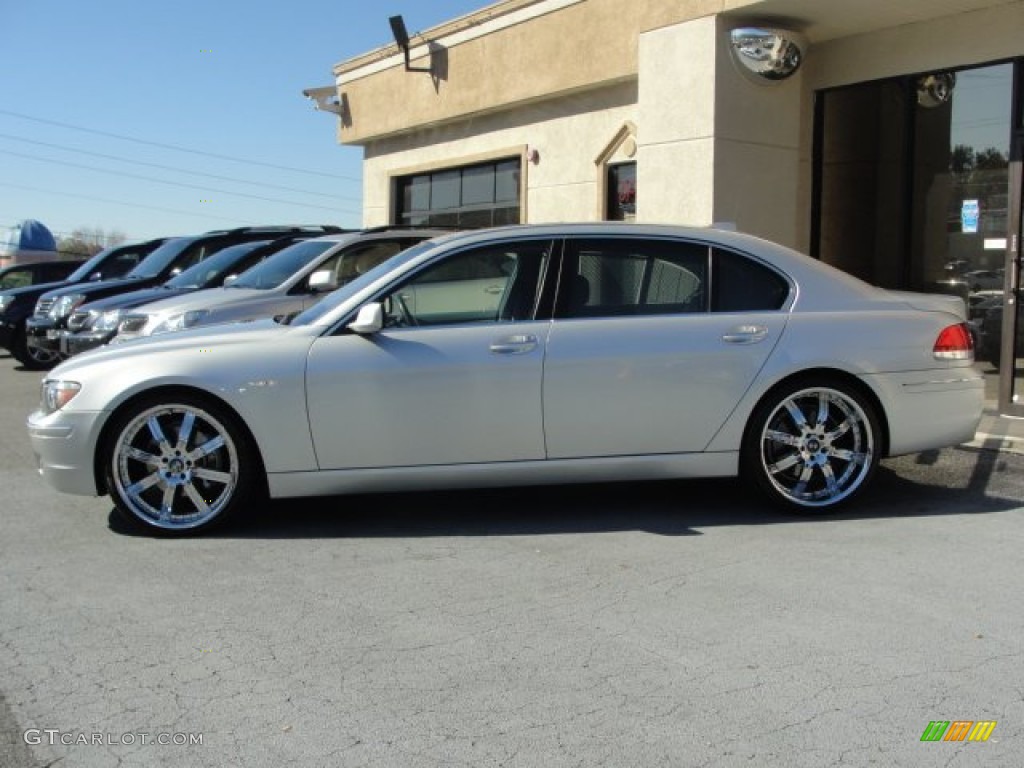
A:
[38,275,154,302]
[80,286,189,313]
[125,286,269,317]
[51,318,301,372]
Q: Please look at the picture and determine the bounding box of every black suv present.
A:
[25,226,344,369]
[1,239,167,368]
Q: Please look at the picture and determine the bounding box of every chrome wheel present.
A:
[748,383,878,509]
[25,342,60,367]
[109,402,241,532]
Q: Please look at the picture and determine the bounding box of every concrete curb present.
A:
[965,432,1024,455]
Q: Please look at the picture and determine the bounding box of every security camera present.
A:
[302,86,343,115]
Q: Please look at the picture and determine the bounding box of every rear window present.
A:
[711,248,789,312]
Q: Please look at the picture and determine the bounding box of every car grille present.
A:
[34,298,55,317]
[67,310,91,332]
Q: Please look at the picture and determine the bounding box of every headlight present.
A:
[150,309,210,336]
[0,294,13,313]
[91,309,123,332]
[40,379,81,415]
[117,314,150,335]
[49,293,86,320]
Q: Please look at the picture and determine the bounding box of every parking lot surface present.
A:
[1,350,1022,767]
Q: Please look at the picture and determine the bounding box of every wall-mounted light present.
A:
[527,148,540,165]
[916,73,956,108]
[729,27,805,82]
[389,15,432,73]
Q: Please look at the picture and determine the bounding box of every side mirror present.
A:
[223,274,238,286]
[347,303,383,334]
[309,269,338,294]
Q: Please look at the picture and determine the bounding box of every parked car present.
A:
[0,239,167,368]
[0,259,85,290]
[28,223,984,536]
[60,235,318,357]
[25,226,343,366]
[111,227,447,344]
[964,269,1004,292]
[976,299,1023,365]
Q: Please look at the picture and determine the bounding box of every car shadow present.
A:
[107,446,1021,540]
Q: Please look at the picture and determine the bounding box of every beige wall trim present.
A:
[594,121,638,219]
[593,121,638,166]
[386,145,529,225]
[337,0,587,82]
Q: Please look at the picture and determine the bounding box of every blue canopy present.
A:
[3,219,57,255]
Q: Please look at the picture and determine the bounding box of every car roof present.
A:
[302,227,457,245]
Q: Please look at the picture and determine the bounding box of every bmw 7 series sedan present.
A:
[27,224,984,535]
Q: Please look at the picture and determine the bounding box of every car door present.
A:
[542,237,791,458]
[305,239,556,470]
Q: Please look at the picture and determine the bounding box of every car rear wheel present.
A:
[104,394,260,535]
[742,378,880,511]
[11,324,60,370]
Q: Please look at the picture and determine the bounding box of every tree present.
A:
[57,227,128,258]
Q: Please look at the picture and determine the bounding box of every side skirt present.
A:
[267,452,739,499]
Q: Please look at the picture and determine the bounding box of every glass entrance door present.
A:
[1000,130,1023,416]
[817,61,1022,415]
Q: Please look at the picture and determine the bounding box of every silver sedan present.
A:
[27,224,984,535]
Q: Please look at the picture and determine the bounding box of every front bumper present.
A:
[27,408,108,497]
[25,317,62,353]
[64,330,115,357]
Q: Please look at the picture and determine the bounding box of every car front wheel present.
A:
[742,379,881,511]
[104,394,260,535]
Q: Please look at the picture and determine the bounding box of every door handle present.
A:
[484,285,504,295]
[489,334,538,354]
[722,325,768,344]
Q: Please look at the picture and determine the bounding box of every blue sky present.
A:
[2,0,488,246]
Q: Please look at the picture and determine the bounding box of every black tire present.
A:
[10,323,60,370]
[741,377,881,511]
[103,392,262,535]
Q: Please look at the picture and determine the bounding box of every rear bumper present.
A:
[862,369,985,456]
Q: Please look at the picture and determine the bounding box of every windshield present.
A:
[290,240,436,326]
[127,237,199,279]
[164,240,268,289]
[229,239,335,290]
[66,246,119,282]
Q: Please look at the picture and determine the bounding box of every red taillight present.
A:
[933,323,973,360]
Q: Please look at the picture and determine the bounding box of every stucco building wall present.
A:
[323,0,1023,252]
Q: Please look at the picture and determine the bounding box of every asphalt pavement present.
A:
[1,351,1022,767]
